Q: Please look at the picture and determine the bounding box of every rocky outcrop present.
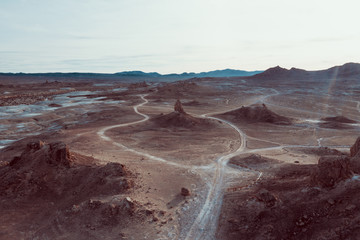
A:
[350,137,360,174]
[174,99,186,114]
[312,155,353,188]
[48,142,71,167]
[1,141,130,200]
[10,141,72,168]
[151,100,215,128]
[350,137,360,157]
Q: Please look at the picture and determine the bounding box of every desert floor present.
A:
[1,76,360,240]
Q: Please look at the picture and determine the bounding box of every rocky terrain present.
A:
[1,63,360,239]
[217,137,360,240]
[0,141,160,240]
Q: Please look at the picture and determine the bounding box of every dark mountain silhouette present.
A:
[116,69,261,78]
[2,62,359,82]
[248,62,360,80]
[0,69,261,83]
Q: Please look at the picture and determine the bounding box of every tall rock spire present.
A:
[174,99,186,114]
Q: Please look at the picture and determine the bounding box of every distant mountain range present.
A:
[247,62,360,81]
[0,69,262,82]
[1,63,359,82]
[115,69,262,78]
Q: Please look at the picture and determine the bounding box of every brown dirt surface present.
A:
[107,107,239,165]
[149,80,217,100]
[2,71,360,239]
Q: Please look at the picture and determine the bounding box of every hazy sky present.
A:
[1,0,360,73]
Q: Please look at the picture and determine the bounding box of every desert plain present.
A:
[1,64,360,240]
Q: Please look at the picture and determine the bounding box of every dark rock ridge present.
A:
[321,116,357,124]
[350,136,360,157]
[218,103,292,125]
[350,137,360,173]
[318,115,357,129]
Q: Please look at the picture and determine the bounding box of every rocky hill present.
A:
[319,115,357,129]
[216,103,292,125]
[151,99,216,128]
[247,62,360,81]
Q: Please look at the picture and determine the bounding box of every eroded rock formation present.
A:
[350,137,360,157]
[174,99,186,114]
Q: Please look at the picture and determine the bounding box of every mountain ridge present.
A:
[247,62,360,80]
[1,62,359,82]
[0,69,262,82]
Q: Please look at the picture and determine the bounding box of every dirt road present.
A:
[185,116,248,240]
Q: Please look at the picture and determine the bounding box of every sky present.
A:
[1,0,360,73]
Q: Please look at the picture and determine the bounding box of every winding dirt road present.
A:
[97,94,253,239]
[184,116,248,240]
[97,95,188,169]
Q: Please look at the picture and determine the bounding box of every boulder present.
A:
[181,187,191,196]
[312,155,352,188]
